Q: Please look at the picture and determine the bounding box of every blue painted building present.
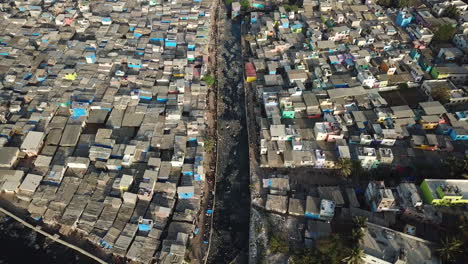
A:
[450,128,468,141]
[85,52,96,63]
[395,11,413,27]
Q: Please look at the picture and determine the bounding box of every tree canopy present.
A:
[442,156,468,179]
[377,0,420,8]
[342,247,364,264]
[353,216,368,229]
[442,5,460,20]
[269,234,289,254]
[431,85,451,104]
[433,24,457,43]
[240,0,250,10]
[202,74,216,86]
[436,237,463,263]
[398,83,409,90]
[283,4,299,12]
[291,232,367,264]
[337,158,353,178]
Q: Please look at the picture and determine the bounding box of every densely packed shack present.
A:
[0,0,213,263]
[244,1,468,169]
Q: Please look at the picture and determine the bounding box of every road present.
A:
[207,15,251,264]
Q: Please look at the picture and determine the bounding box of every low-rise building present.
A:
[420,179,468,205]
[365,181,396,212]
[361,223,441,264]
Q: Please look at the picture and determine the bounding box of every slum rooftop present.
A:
[244,0,468,169]
[0,0,213,263]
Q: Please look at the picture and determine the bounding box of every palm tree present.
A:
[351,228,364,243]
[443,156,468,179]
[337,158,353,177]
[353,216,368,229]
[436,237,463,263]
[342,247,364,264]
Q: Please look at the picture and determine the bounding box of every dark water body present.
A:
[0,218,97,264]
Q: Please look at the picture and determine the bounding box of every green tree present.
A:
[433,24,457,43]
[377,0,420,8]
[351,228,364,244]
[431,85,451,104]
[291,249,318,264]
[316,234,345,263]
[398,83,409,90]
[269,234,289,254]
[395,0,409,7]
[376,0,392,7]
[353,216,368,229]
[442,5,460,20]
[443,156,468,179]
[283,4,299,12]
[436,237,463,263]
[204,136,216,153]
[292,234,353,264]
[202,74,215,86]
[337,158,353,178]
[342,247,364,264]
[240,0,250,10]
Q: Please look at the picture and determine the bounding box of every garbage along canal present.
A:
[207,18,251,264]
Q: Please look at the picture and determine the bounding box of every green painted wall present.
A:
[282,110,295,119]
[420,180,434,204]
[421,180,468,206]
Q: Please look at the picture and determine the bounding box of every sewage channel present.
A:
[207,17,251,264]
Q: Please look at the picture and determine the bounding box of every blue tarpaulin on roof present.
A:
[305,212,320,219]
[291,24,302,30]
[183,171,194,176]
[73,108,87,117]
[165,41,177,47]
[180,192,194,199]
[128,63,141,69]
[100,240,113,249]
[138,224,152,231]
